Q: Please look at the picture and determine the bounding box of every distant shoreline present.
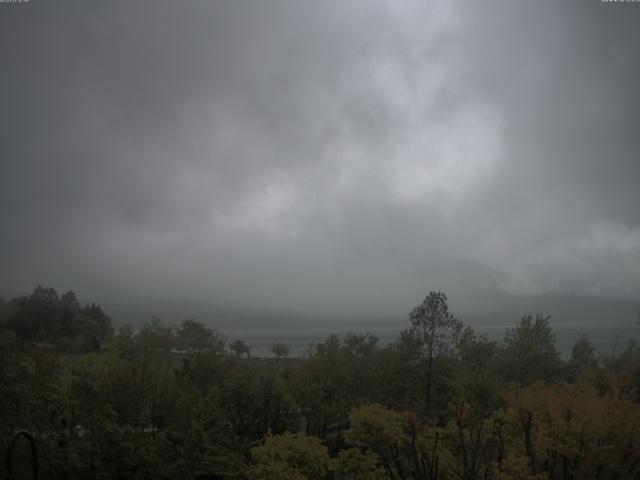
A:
[222,321,640,359]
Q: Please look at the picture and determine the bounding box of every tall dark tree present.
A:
[268,343,290,361]
[567,335,599,381]
[82,302,113,350]
[230,339,251,358]
[175,318,224,353]
[8,286,60,339]
[500,314,562,385]
[401,291,463,407]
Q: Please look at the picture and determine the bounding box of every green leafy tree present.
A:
[399,291,463,411]
[5,286,112,351]
[451,326,503,414]
[230,338,251,358]
[248,433,329,480]
[346,404,452,479]
[503,382,640,479]
[344,405,407,478]
[8,286,60,340]
[330,448,386,480]
[499,314,562,385]
[81,302,113,350]
[290,335,352,438]
[567,335,599,381]
[342,332,380,406]
[269,343,291,361]
[223,363,300,441]
[446,400,501,480]
[176,318,224,353]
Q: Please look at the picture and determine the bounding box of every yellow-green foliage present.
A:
[503,382,640,479]
[347,404,453,479]
[249,434,329,480]
[329,448,386,480]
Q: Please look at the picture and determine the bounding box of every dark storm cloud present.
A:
[1,0,639,322]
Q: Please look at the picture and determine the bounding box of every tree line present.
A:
[1,287,639,479]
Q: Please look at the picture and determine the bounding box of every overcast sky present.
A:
[1,0,639,324]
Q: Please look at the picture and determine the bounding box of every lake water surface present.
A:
[223,321,640,358]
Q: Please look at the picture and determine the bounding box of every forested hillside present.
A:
[1,287,640,479]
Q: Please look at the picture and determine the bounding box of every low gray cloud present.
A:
[1,0,639,323]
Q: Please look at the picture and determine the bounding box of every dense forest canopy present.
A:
[1,287,640,479]
[0,286,112,352]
